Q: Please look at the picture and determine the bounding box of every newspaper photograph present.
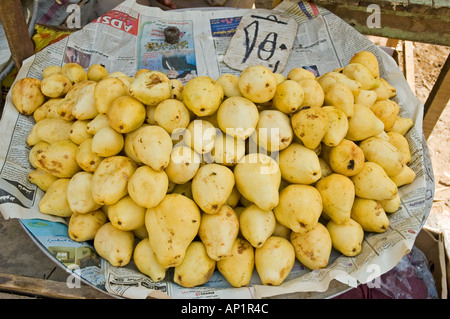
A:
[0,0,434,299]
[137,17,197,83]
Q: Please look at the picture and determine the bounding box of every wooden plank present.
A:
[0,0,35,69]
[0,272,115,299]
[0,291,37,299]
[308,1,450,46]
[273,0,282,7]
[403,40,416,95]
[423,54,450,139]
[385,38,399,49]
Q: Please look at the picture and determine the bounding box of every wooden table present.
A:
[0,214,114,299]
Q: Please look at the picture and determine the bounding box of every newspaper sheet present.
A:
[0,0,434,299]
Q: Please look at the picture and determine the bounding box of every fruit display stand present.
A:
[0,0,439,299]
